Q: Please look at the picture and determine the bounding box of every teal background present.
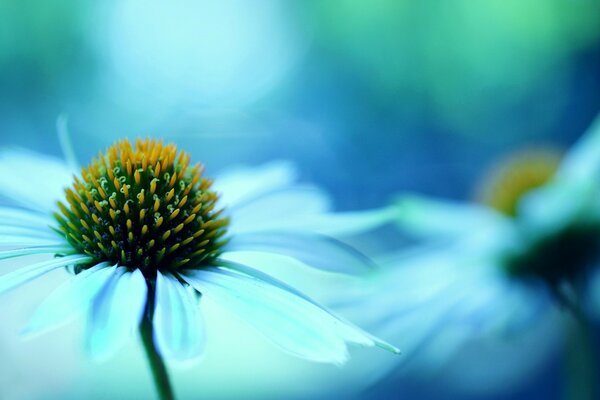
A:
[1,1,600,399]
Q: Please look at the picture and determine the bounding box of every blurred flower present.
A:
[0,137,398,398]
[342,114,600,393]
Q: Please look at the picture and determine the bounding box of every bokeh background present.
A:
[1,1,600,399]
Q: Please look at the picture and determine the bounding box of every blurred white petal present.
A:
[556,113,600,183]
[0,149,74,212]
[216,261,399,354]
[0,235,67,248]
[227,185,332,233]
[225,232,373,274]
[183,265,396,364]
[232,206,393,236]
[0,206,57,227]
[0,254,91,295]
[518,180,598,235]
[391,194,509,238]
[214,160,298,208]
[22,263,115,335]
[87,268,148,361]
[153,271,206,362]
[0,246,72,261]
[0,226,60,240]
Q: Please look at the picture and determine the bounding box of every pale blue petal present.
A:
[0,149,74,212]
[215,260,399,354]
[56,114,80,171]
[0,254,91,295]
[391,194,509,238]
[153,271,206,361]
[182,266,398,364]
[213,161,298,208]
[0,235,67,248]
[0,206,56,227]
[225,232,374,274]
[0,226,59,240]
[518,181,596,235]
[22,263,115,335]
[87,268,148,361]
[228,186,332,234]
[182,267,346,364]
[350,250,486,328]
[198,207,395,236]
[556,113,600,183]
[358,249,545,361]
[250,207,396,236]
[0,245,73,261]
[338,253,481,369]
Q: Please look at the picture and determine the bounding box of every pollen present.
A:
[54,138,229,276]
[475,147,563,217]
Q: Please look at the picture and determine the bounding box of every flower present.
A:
[342,114,600,393]
[0,137,398,373]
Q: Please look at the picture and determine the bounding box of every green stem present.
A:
[565,309,597,400]
[140,281,175,400]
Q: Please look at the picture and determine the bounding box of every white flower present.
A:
[345,114,600,391]
[0,138,398,368]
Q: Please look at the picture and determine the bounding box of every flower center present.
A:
[503,225,600,287]
[475,147,562,217]
[54,139,229,276]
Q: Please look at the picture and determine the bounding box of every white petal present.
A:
[0,148,74,212]
[356,249,546,367]
[0,234,67,248]
[0,245,72,261]
[0,254,91,295]
[153,271,206,361]
[246,207,396,236]
[213,161,298,208]
[517,181,595,235]
[22,263,115,335]
[391,194,509,238]
[87,268,148,361]
[56,114,80,171]
[225,232,374,274]
[0,226,59,240]
[228,186,332,234]
[556,113,600,183]
[0,206,56,227]
[182,265,398,364]
[217,260,398,353]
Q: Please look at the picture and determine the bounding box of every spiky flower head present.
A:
[54,138,229,277]
[475,146,600,289]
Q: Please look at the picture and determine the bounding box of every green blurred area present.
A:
[1,0,599,146]
[0,0,91,100]
[310,0,600,137]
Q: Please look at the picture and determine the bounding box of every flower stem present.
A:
[140,281,175,400]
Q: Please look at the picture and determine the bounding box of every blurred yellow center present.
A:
[55,138,229,275]
[476,147,562,217]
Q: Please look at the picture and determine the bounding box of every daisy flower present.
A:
[0,137,398,399]
[344,114,600,395]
